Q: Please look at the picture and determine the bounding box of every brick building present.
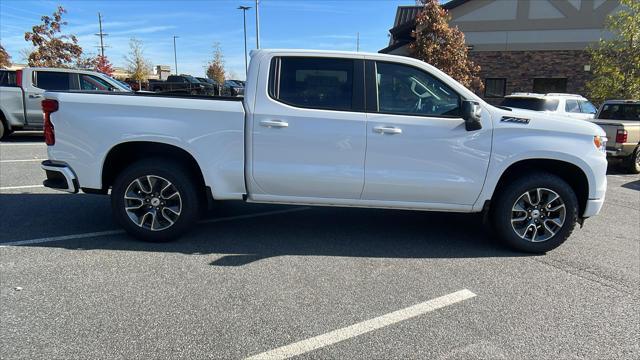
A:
[380,0,622,103]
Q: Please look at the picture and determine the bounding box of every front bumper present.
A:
[41,160,79,193]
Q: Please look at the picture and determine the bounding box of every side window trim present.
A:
[366,60,464,119]
[267,56,365,113]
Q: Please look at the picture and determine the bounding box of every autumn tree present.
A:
[124,38,152,87]
[75,54,97,70]
[206,43,226,85]
[410,0,482,91]
[586,0,639,104]
[24,6,83,67]
[0,44,11,68]
[95,55,114,76]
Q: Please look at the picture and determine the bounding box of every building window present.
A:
[533,78,567,94]
[484,78,506,98]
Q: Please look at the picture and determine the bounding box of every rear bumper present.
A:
[583,197,605,218]
[41,160,78,193]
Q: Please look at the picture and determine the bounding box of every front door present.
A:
[362,60,492,206]
[251,56,367,199]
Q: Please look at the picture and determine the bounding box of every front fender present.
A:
[473,129,607,211]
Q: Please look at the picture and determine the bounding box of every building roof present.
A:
[381,0,619,54]
[380,1,471,54]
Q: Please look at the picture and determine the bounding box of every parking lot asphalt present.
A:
[1,134,639,359]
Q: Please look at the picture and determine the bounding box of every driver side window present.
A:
[375,62,461,117]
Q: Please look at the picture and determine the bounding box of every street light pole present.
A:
[238,6,251,76]
[255,0,260,49]
[173,35,179,75]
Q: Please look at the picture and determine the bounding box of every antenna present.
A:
[356,32,360,52]
[95,12,109,57]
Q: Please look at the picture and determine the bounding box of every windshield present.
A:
[500,97,559,111]
[598,103,640,121]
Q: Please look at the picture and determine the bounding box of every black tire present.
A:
[491,172,579,253]
[625,146,640,174]
[111,158,201,242]
[0,120,10,140]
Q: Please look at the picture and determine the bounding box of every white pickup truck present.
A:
[40,50,608,253]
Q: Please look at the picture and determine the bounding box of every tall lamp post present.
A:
[238,6,251,75]
[173,35,179,75]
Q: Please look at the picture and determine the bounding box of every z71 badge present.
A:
[501,116,530,124]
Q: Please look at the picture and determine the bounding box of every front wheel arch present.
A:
[491,159,589,218]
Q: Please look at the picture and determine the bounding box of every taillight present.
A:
[616,129,628,144]
[16,69,22,87]
[41,99,58,146]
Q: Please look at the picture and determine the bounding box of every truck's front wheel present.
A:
[492,173,578,253]
[111,159,200,242]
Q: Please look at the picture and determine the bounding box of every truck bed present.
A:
[44,90,247,199]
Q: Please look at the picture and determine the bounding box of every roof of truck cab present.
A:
[251,49,407,59]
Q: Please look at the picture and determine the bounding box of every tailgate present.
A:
[592,121,620,145]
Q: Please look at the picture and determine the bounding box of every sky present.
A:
[0,0,414,80]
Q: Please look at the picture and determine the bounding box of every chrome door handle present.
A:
[260,119,289,128]
[29,94,43,99]
[373,126,402,134]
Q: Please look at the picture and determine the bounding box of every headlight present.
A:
[593,136,607,152]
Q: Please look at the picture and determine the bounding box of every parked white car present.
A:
[500,93,598,120]
[39,50,607,253]
[0,67,130,138]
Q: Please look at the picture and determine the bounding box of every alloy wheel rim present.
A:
[124,175,182,231]
[510,188,566,242]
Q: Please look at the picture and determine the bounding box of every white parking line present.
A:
[0,184,44,191]
[245,289,477,360]
[0,159,42,163]
[0,207,309,247]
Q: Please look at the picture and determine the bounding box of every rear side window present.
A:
[500,97,559,111]
[270,57,354,111]
[34,71,71,90]
[0,70,17,87]
[565,99,580,113]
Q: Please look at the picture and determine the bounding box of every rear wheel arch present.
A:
[102,141,208,196]
[491,159,590,217]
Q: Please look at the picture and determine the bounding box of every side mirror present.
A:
[462,100,482,131]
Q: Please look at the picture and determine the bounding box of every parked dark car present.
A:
[196,77,222,96]
[150,75,209,95]
[224,80,244,96]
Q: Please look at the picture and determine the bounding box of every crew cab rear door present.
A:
[250,55,367,199]
[361,60,491,206]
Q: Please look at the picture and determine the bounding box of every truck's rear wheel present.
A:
[111,159,200,242]
[492,173,578,253]
[626,146,640,174]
